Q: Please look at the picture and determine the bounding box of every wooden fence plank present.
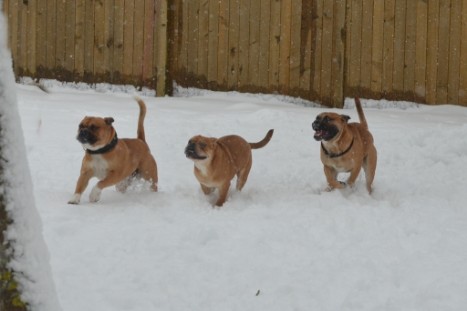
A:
[26,0,37,75]
[36,0,47,74]
[460,0,467,106]
[132,1,145,83]
[93,0,105,80]
[392,0,406,92]
[414,0,428,100]
[289,0,302,92]
[228,0,240,88]
[311,0,323,100]
[65,0,76,77]
[348,0,362,90]
[448,0,461,105]
[258,0,271,89]
[2,0,9,46]
[299,0,312,94]
[178,0,189,84]
[84,0,95,80]
[156,0,168,95]
[426,0,439,104]
[113,0,124,80]
[403,0,416,97]
[208,0,219,84]
[198,0,209,82]
[56,0,66,70]
[74,0,85,79]
[187,0,199,80]
[142,0,155,84]
[320,0,334,102]
[279,0,292,91]
[268,0,281,88]
[382,0,395,95]
[248,0,261,88]
[46,0,57,70]
[437,0,450,104]
[104,0,115,81]
[371,0,384,95]
[217,0,229,86]
[360,0,373,90]
[332,0,346,107]
[238,0,250,87]
[122,0,134,80]
[18,1,28,75]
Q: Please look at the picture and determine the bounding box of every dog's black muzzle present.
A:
[185,142,207,160]
[77,128,97,145]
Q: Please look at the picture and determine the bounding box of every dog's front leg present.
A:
[68,169,93,204]
[201,184,215,195]
[215,182,231,207]
[345,165,362,188]
[323,166,345,191]
[89,172,122,203]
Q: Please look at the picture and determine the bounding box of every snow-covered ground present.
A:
[17,82,467,311]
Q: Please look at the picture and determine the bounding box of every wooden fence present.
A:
[3,0,467,107]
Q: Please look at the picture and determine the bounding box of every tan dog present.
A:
[312,97,377,193]
[185,129,274,207]
[68,98,158,204]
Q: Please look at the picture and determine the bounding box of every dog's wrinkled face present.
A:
[312,113,350,141]
[185,136,217,161]
[76,116,114,148]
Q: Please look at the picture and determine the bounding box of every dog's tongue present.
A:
[314,130,323,139]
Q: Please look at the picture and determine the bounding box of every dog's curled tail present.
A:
[355,97,368,130]
[250,129,274,149]
[135,97,147,142]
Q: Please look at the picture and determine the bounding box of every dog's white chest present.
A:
[91,155,108,179]
[194,161,209,176]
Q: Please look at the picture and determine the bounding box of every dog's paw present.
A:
[68,194,81,204]
[89,186,102,203]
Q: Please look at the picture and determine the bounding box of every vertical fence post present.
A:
[332,0,346,108]
[156,0,168,96]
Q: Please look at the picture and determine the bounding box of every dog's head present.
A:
[184,135,217,161]
[312,113,350,141]
[76,116,115,150]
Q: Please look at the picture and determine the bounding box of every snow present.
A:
[0,12,61,311]
[13,79,467,311]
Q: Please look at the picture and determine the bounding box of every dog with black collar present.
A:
[68,97,158,204]
[312,97,377,193]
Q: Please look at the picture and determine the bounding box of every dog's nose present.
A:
[312,120,320,130]
[185,142,196,155]
[79,129,90,138]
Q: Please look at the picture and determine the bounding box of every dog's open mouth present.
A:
[314,130,326,141]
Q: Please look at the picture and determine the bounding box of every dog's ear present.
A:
[341,115,350,123]
[104,117,114,125]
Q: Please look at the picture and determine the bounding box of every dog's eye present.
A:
[90,125,98,131]
[323,116,330,123]
[199,142,207,149]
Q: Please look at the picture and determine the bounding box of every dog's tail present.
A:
[135,97,147,142]
[355,97,368,130]
[249,129,274,149]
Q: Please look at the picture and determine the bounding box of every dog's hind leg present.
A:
[363,146,377,193]
[139,156,158,192]
[236,156,252,191]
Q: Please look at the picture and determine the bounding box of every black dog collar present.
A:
[86,134,118,155]
[321,137,354,158]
